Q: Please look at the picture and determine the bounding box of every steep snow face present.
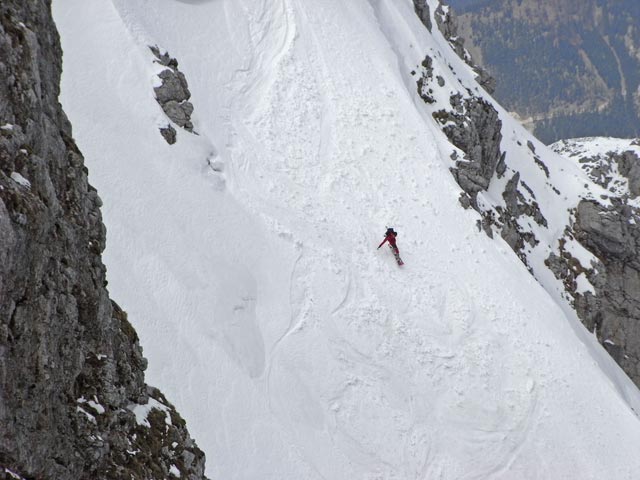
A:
[54,0,640,478]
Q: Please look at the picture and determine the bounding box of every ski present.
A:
[389,244,404,266]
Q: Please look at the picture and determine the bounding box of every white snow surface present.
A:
[552,137,640,159]
[128,397,172,428]
[3,468,26,480]
[10,172,31,188]
[53,0,640,478]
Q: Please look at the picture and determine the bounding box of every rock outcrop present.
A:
[435,93,503,197]
[151,46,195,145]
[413,0,432,32]
[549,140,640,382]
[0,1,207,478]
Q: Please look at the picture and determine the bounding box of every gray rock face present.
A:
[614,150,640,198]
[0,1,207,478]
[576,201,630,257]
[156,69,191,105]
[546,144,640,384]
[160,124,178,145]
[415,55,435,104]
[435,95,503,196]
[413,0,432,32]
[568,198,640,379]
[151,46,196,142]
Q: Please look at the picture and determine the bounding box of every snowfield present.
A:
[53,0,640,478]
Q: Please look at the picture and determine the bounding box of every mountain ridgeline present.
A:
[450,0,640,143]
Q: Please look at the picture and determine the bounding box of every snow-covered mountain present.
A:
[52,0,640,478]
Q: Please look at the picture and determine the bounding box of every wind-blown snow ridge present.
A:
[54,0,640,478]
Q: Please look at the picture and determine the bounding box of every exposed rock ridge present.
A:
[150,45,196,145]
[0,1,208,478]
[549,140,640,381]
[414,43,546,267]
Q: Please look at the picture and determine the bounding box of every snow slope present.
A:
[53,0,640,478]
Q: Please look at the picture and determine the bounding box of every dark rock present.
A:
[575,201,629,258]
[458,192,472,209]
[440,95,502,196]
[616,150,640,198]
[422,65,545,266]
[150,46,196,143]
[546,142,640,384]
[154,69,190,104]
[160,125,177,145]
[0,1,207,478]
[416,55,436,104]
[150,45,178,69]
[496,151,507,177]
[533,156,550,178]
[413,0,432,32]
[550,197,640,384]
[162,101,191,129]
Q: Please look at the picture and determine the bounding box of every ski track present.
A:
[53,0,640,478]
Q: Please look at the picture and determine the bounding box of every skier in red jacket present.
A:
[378,227,399,254]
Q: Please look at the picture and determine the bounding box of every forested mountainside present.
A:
[453,0,640,143]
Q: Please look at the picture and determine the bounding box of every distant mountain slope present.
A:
[453,0,640,143]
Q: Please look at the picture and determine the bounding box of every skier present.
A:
[378,227,403,265]
[377,227,399,255]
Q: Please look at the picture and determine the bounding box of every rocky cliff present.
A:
[416,2,640,387]
[0,1,207,478]
[551,138,640,380]
[452,0,640,143]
